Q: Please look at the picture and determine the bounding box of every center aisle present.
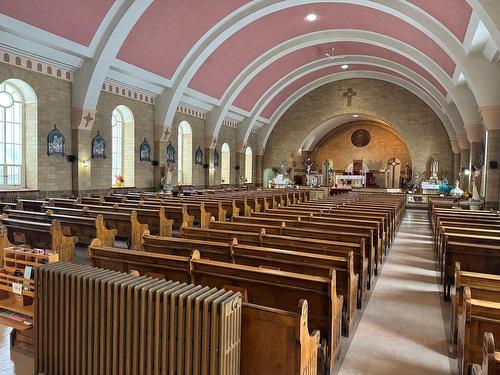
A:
[338,209,451,375]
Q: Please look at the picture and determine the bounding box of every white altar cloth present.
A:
[334,175,366,187]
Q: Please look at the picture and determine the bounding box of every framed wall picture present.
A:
[47,125,65,156]
[91,131,106,159]
[351,129,371,148]
[195,146,203,165]
[166,142,175,163]
[214,148,220,167]
[139,138,151,161]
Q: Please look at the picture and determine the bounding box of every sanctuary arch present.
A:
[263,78,454,183]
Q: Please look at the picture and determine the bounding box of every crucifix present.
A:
[343,88,357,106]
[83,112,93,127]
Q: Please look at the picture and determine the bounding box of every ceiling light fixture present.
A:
[352,114,360,118]
[340,64,349,70]
[305,13,318,22]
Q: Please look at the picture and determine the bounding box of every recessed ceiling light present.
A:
[341,64,349,70]
[305,13,318,22]
[352,114,360,118]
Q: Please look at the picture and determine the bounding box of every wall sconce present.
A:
[82,160,89,168]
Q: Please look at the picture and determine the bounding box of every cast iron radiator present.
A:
[35,262,242,375]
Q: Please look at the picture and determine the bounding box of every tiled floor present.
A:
[338,210,452,374]
[0,210,452,374]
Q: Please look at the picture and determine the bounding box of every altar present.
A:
[334,174,366,188]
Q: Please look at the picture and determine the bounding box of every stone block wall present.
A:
[0,61,72,193]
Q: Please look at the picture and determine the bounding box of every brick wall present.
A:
[264,79,454,181]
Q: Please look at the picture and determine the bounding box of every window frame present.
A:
[0,81,24,188]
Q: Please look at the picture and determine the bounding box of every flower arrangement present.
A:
[114,175,125,187]
[463,189,472,200]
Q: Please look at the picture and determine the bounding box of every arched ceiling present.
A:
[1,0,499,151]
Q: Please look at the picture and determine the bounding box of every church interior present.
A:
[0,1,499,374]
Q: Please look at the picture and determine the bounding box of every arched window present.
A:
[244,146,253,183]
[111,105,134,186]
[177,121,192,185]
[221,143,230,185]
[0,79,37,187]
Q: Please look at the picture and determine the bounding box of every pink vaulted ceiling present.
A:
[260,65,429,119]
[117,1,249,78]
[233,41,447,112]
[409,0,472,42]
[190,3,456,99]
[0,0,114,46]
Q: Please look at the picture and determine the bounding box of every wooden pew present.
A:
[452,263,500,348]
[88,242,339,373]
[48,199,188,231]
[180,225,368,307]
[470,333,500,375]
[0,218,77,262]
[232,215,380,274]
[2,208,117,246]
[39,206,149,250]
[208,219,374,289]
[142,235,358,337]
[457,287,500,375]
[250,212,383,268]
[442,236,500,299]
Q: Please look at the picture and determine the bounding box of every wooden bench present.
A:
[40,206,149,250]
[208,219,374,289]
[232,215,380,274]
[470,333,500,375]
[88,242,338,373]
[2,208,116,246]
[453,263,500,348]
[442,236,500,299]
[142,235,358,337]
[0,218,77,262]
[457,287,500,375]
[180,225,368,308]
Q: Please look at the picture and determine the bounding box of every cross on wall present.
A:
[343,88,357,106]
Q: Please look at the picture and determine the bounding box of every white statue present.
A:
[304,158,314,176]
[165,162,174,186]
[450,180,464,197]
[431,155,439,178]
[472,166,481,201]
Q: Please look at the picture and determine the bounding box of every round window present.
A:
[0,91,14,108]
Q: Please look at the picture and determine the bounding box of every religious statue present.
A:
[304,157,314,176]
[471,165,481,201]
[403,163,412,180]
[431,155,439,178]
[166,162,174,185]
[450,180,464,197]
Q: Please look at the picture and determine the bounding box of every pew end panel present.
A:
[458,287,500,375]
[0,225,14,266]
[129,211,149,250]
[158,207,174,238]
[95,214,117,247]
[182,206,195,228]
[241,300,319,375]
[49,220,77,262]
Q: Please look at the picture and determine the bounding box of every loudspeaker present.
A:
[151,160,158,166]
[490,161,498,169]
[66,155,76,163]
[235,165,240,170]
